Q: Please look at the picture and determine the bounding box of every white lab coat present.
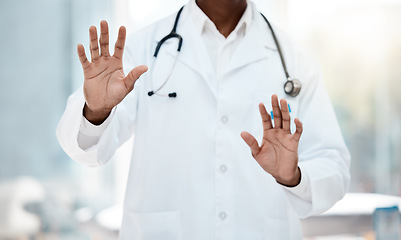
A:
[57,2,350,239]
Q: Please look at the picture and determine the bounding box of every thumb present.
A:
[240,131,261,158]
[124,65,148,91]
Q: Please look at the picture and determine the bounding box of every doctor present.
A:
[57,0,350,239]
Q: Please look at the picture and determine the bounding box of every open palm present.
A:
[78,21,147,124]
[241,95,303,187]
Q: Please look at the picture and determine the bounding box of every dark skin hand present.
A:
[196,0,247,38]
[241,95,303,187]
[79,21,148,125]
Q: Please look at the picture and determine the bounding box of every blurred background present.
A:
[0,0,400,239]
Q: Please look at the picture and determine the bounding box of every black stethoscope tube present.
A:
[153,7,184,57]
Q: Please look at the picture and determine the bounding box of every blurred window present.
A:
[287,0,401,195]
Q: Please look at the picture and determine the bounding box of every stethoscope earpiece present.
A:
[168,92,177,98]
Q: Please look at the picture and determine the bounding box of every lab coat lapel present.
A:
[223,12,278,75]
[165,10,217,97]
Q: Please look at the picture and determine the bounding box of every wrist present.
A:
[275,167,301,187]
[83,104,112,125]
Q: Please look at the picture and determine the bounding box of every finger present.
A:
[114,26,126,59]
[280,99,291,133]
[77,44,90,70]
[259,103,273,132]
[293,118,303,142]
[271,94,282,129]
[99,20,110,57]
[124,65,148,91]
[240,131,261,158]
[89,26,100,61]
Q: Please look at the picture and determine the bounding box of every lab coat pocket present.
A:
[264,218,290,240]
[120,210,182,240]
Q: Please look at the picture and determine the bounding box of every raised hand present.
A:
[78,20,148,124]
[241,95,303,187]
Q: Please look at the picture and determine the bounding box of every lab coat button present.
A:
[219,212,227,220]
[221,116,228,123]
[220,165,227,173]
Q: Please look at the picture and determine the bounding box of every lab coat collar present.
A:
[222,1,278,75]
[154,1,278,98]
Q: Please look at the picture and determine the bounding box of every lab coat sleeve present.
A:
[281,49,351,218]
[56,48,141,167]
[77,109,115,150]
[281,166,312,203]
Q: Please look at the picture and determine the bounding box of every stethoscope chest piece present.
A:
[284,78,301,97]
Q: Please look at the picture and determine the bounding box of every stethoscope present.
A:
[148,6,301,98]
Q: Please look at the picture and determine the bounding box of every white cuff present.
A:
[77,107,116,150]
[79,107,116,137]
[281,165,312,202]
